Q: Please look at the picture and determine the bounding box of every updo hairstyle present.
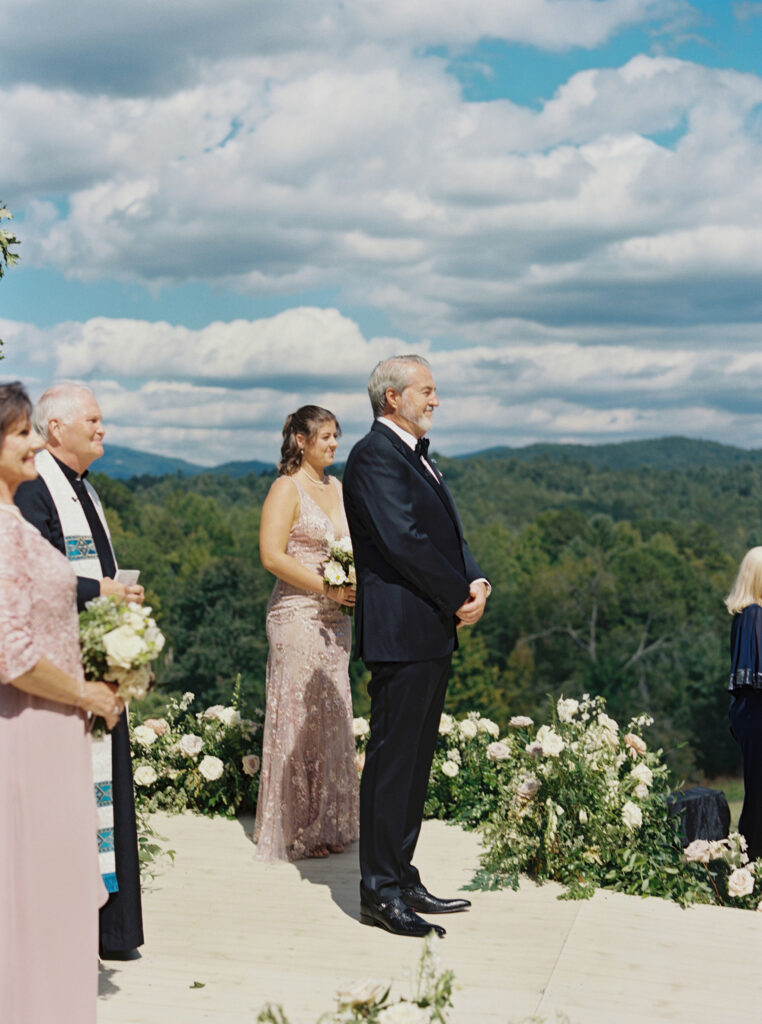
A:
[0,381,33,447]
[278,405,341,476]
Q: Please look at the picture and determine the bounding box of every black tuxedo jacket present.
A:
[342,420,484,663]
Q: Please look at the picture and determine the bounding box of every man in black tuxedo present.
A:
[343,355,489,937]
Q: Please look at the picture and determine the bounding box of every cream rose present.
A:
[134,765,158,786]
[517,775,540,800]
[178,734,203,758]
[728,867,755,898]
[458,719,478,740]
[102,624,148,669]
[198,755,224,781]
[242,754,260,777]
[477,717,500,737]
[486,741,511,762]
[684,839,711,864]
[324,560,347,586]
[353,717,370,738]
[509,715,533,728]
[556,697,579,723]
[441,760,459,777]
[622,801,643,829]
[142,717,170,737]
[630,762,653,787]
[218,707,241,728]
[438,713,454,735]
[133,724,158,747]
[536,725,565,758]
[624,732,647,758]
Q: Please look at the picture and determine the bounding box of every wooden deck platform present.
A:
[98,812,762,1023]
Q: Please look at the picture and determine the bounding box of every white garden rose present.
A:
[438,713,454,735]
[536,725,565,758]
[378,1002,429,1024]
[446,748,461,765]
[353,717,370,738]
[203,705,226,720]
[684,839,711,864]
[178,734,203,758]
[477,717,500,737]
[517,775,540,800]
[102,624,148,669]
[633,782,649,800]
[441,760,459,777]
[324,560,347,586]
[458,719,478,740]
[134,765,158,786]
[335,979,388,1009]
[486,741,511,762]
[597,712,619,747]
[525,740,543,758]
[556,697,579,723]
[198,755,224,781]
[624,732,647,758]
[622,801,643,829]
[509,715,533,728]
[242,755,261,777]
[133,724,158,747]
[104,663,152,701]
[630,762,653,787]
[728,867,755,898]
[218,707,241,728]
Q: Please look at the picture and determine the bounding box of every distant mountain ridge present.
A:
[96,436,762,481]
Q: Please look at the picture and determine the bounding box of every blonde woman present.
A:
[726,546,762,860]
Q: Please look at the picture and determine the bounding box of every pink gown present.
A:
[0,505,105,1024]
[254,477,359,860]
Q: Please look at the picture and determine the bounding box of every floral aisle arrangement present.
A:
[323,533,356,615]
[258,933,454,1024]
[79,596,165,707]
[129,687,264,818]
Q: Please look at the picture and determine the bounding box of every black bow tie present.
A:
[414,437,430,459]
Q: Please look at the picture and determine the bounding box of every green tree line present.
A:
[96,449,760,778]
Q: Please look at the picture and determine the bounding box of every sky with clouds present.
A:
[2,0,762,465]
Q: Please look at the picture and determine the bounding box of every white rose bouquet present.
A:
[323,533,356,616]
[79,596,166,707]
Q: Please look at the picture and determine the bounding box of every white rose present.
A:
[144,623,166,651]
[597,712,620,747]
[102,624,148,669]
[525,740,543,758]
[459,719,478,740]
[509,716,533,728]
[622,801,643,829]
[203,705,226,720]
[218,707,241,728]
[684,839,711,864]
[378,1002,430,1024]
[633,782,649,800]
[324,560,346,586]
[557,697,579,723]
[446,748,462,765]
[353,717,370,738]
[104,663,152,701]
[133,724,158,747]
[517,775,540,800]
[335,979,387,1009]
[728,867,755,898]
[624,732,647,758]
[127,601,151,617]
[438,713,454,735]
[134,765,157,786]
[242,754,260,777]
[536,725,565,757]
[441,760,459,777]
[179,734,203,758]
[142,717,170,737]
[198,755,224,781]
[477,717,500,737]
[486,741,511,762]
[630,762,653,787]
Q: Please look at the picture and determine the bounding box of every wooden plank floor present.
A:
[98,812,762,1024]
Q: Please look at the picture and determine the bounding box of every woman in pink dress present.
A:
[254,405,360,860]
[0,382,123,1024]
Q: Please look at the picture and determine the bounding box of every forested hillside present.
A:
[96,441,762,778]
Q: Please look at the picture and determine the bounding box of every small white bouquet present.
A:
[323,533,356,616]
[79,596,166,703]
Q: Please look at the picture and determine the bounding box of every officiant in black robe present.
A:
[15,383,145,959]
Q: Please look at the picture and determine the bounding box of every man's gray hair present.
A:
[33,382,95,441]
[368,355,430,417]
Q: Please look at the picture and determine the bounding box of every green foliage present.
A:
[0,201,20,353]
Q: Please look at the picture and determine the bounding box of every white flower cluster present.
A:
[80,597,166,703]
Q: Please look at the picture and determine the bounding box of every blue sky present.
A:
[2,0,762,464]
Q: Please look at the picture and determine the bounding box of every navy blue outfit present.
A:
[728,603,762,861]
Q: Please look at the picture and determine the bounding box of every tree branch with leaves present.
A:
[0,201,21,356]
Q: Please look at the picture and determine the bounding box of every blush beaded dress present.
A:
[253,477,359,860]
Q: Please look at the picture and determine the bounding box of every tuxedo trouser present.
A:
[99,710,144,952]
[730,689,762,862]
[360,655,451,900]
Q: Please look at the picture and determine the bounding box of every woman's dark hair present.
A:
[278,405,340,476]
[0,381,33,447]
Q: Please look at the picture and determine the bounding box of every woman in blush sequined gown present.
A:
[254,405,360,861]
[0,382,123,1024]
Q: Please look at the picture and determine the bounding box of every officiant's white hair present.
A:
[368,355,430,417]
[33,382,95,441]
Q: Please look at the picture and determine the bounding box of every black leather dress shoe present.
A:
[360,885,445,937]
[401,883,471,914]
